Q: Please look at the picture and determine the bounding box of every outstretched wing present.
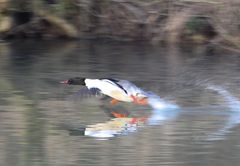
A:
[117,79,147,97]
[74,87,103,98]
[100,78,128,94]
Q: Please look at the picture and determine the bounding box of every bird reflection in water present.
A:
[68,93,179,139]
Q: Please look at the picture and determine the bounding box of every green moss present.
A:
[185,16,211,34]
[186,17,202,33]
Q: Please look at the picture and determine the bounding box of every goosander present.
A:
[60,77,148,105]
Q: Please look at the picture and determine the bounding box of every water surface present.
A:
[0,40,240,166]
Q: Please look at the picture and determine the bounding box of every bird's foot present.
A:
[129,117,148,124]
[131,95,148,105]
[137,97,148,105]
[111,111,128,118]
[110,99,119,105]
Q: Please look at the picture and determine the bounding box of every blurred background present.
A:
[0,0,240,49]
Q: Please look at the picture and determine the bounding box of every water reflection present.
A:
[61,78,180,139]
[1,40,240,166]
[66,81,240,140]
[67,96,179,139]
[69,117,147,139]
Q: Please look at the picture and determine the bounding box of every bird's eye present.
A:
[68,79,73,84]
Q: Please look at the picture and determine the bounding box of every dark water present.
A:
[1,40,240,166]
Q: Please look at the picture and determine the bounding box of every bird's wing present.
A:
[74,87,103,98]
[101,78,128,94]
[117,80,147,97]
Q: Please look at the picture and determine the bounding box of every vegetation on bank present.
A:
[0,0,240,49]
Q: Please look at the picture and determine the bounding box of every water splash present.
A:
[146,91,180,125]
[206,85,240,111]
[206,85,240,141]
[146,91,179,110]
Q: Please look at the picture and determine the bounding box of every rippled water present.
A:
[1,40,240,166]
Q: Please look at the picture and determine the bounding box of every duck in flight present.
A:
[60,77,148,105]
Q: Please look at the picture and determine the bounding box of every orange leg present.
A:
[111,111,128,118]
[130,95,138,104]
[129,117,148,124]
[131,95,148,105]
[110,98,119,105]
[137,98,148,105]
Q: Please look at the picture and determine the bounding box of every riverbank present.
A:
[0,0,240,50]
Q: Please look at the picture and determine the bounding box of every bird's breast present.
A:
[109,90,132,102]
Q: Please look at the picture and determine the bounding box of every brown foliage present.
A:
[1,0,240,50]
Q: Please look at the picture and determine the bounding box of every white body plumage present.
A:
[85,79,146,102]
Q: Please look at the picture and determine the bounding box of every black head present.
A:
[61,77,86,85]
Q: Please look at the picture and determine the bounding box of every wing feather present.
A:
[101,78,128,94]
[74,87,102,98]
